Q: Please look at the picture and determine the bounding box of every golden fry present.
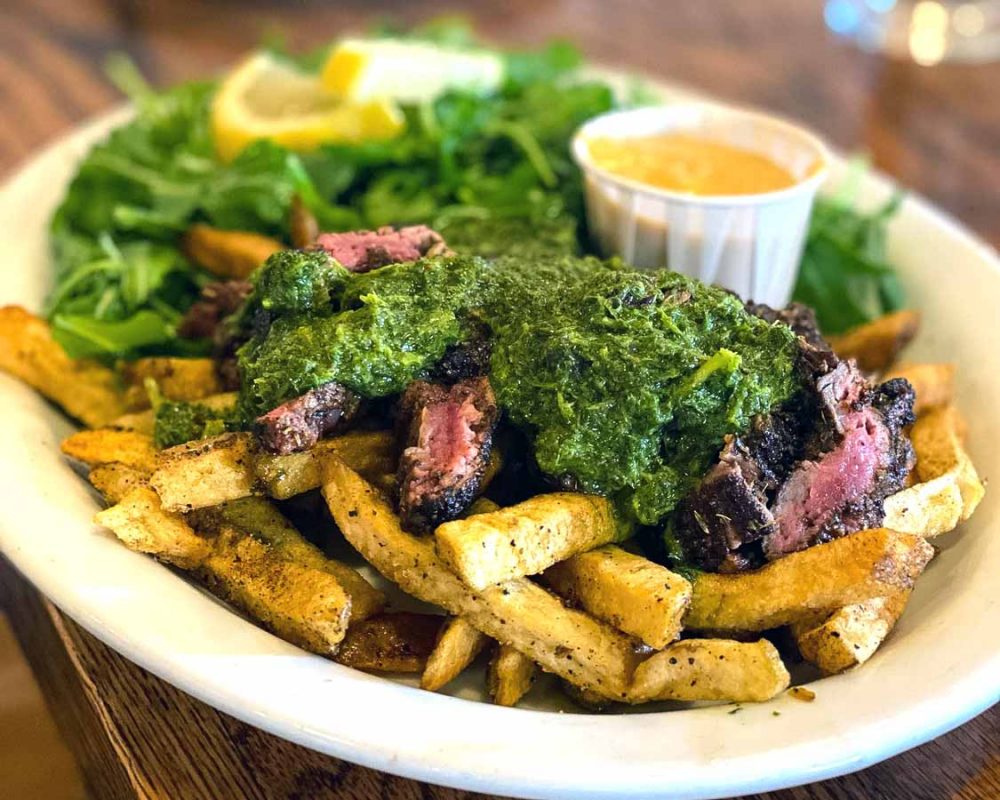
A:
[152,429,396,511]
[883,473,964,538]
[0,305,126,427]
[94,487,211,569]
[686,529,934,632]
[435,493,623,591]
[827,310,920,372]
[542,545,691,649]
[321,458,639,699]
[88,463,149,504]
[208,497,384,622]
[202,525,352,655]
[96,489,356,654]
[421,617,489,691]
[61,429,158,472]
[182,224,283,280]
[488,644,538,707]
[792,591,911,675]
[628,639,790,703]
[910,405,985,520]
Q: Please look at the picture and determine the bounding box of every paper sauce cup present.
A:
[572,104,830,308]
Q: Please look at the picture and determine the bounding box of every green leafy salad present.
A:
[47,21,904,362]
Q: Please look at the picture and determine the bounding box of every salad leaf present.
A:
[49,25,906,360]
[794,166,905,334]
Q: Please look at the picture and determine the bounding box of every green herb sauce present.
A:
[154,401,238,449]
[237,250,801,525]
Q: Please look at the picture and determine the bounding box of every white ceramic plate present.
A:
[1,79,999,800]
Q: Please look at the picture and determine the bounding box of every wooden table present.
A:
[1,1,997,798]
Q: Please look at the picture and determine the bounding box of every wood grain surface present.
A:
[1,1,998,798]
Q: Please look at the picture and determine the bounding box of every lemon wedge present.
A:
[212,53,404,161]
[322,38,504,103]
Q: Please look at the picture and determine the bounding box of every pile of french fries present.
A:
[0,303,986,709]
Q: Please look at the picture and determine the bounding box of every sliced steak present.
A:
[674,310,916,571]
[177,280,253,340]
[672,404,809,572]
[396,377,499,533]
[254,381,361,455]
[315,225,449,273]
[673,438,775,572]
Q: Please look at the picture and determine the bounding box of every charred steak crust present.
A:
[254,381,361,455]
[315,225,450,273]
[428,336,493,384]
[396,377,499,533]
[675,303,917,572]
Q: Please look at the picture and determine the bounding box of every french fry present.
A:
[883,473,964,537]
[542,545,691,649]
[256,430,396,500]
[435,493,624,591]
[883,363,955,414]
[627,639,790,703]
[685,529,934,632]
[182,224,283,280]
[121,357,224,410]
[96,489,356,654]
[94,487,211,569]
[201,524,353,655]
[466,497,501,516]
[488,644,538,706]
[0,305,126,427]
[910,405,985,520]
[206,497,385,622]
[152,430,396,511]
[61,429,158,472]
[152,432,258,511]
[421,617,489,691]
[335,613,444,672]
[321,458,640,699]
[792,591,911,675]
[88,463,149,504]
[827,310,920,372]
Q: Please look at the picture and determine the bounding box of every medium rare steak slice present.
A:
[672,406,808,572]
[674,306,916,571]
[396,377,499,533]
[254,381,361,455]
[315,225,449,273]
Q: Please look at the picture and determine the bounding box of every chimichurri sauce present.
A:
[235,249,800,526]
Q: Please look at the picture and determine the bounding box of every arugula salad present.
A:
[46,21,905,360]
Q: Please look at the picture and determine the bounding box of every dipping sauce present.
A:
[586,133,797,196]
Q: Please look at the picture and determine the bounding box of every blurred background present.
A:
[0,1,997,798]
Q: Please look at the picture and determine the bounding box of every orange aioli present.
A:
[586,133,797,195]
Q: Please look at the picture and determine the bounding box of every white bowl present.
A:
[0,85,998,799]
[573,104,831,307]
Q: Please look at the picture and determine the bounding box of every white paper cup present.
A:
[572,104,830,307]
